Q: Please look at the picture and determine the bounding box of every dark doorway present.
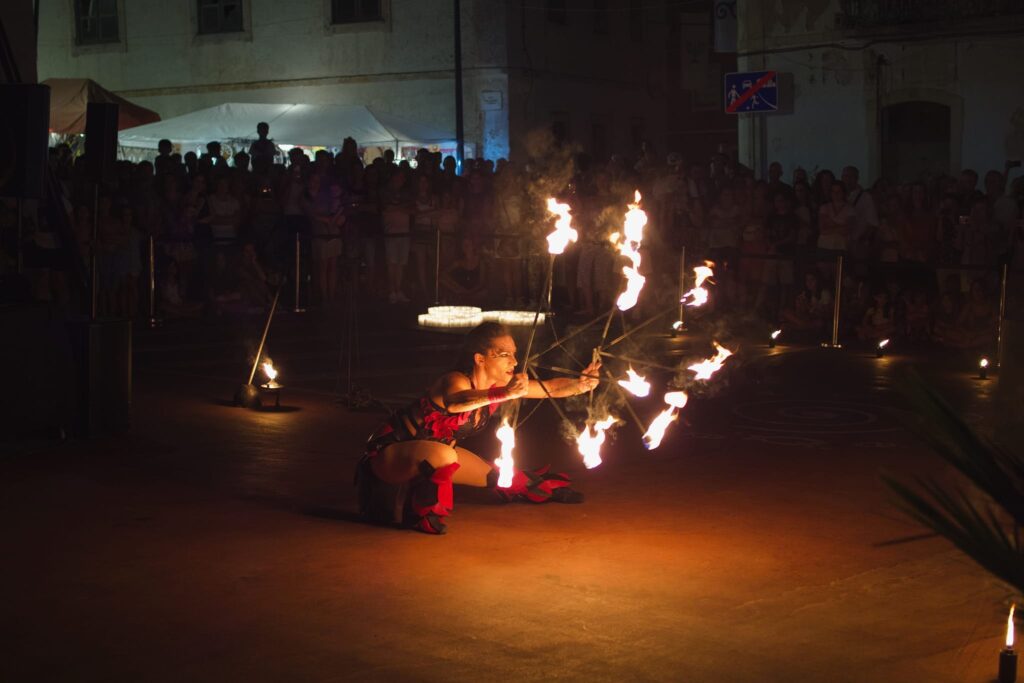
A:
[881,101,951,182]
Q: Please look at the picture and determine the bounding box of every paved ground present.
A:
[1,305,1013,682]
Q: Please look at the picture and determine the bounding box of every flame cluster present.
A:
[611,191,648,311]
[494,419,517,488]
[545,198,579,255]
[576,416,618,469]
[682,262,715,308]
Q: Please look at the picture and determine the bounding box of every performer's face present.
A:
[480,335,518,385]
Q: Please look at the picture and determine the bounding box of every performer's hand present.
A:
[506,373,529,399]
[577,359,602,393]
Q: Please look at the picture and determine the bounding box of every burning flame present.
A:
[262,361,278,382]
[687,342,734,381]
[682,261,715,307]
[672,320,683,331]
[494,419,516,488]
[545,198,579,255]
[617,366,651,398]
[771,330,782,340]
[613,191,648,311]
[576,415,617,469]
[1008,604,1016,649]
[981,357,990,368]
[878,339,890,349]
[643,391,689,450]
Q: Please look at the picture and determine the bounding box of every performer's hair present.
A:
[455,322,512,375]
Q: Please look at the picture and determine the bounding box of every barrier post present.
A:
[824,254,843,348]
[147,234,160,328]
[293,232,305,313]
[675,245,686,331]
[997,263,1008,367]
[434,226,441,304]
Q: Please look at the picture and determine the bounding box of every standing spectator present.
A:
[842,166,879,270]
[817,182,854,260]
[302,174,342,306]
[985,169,1020,260]
[410,174,438,299]
[812,169,836,207]
[900,183,935,265]
[380,170,413,303]
[767,161,792,199]
[207,177,242,242]
[248,122,278,174]
[760,191,798,317]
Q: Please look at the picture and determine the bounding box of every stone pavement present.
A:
[1,310,1012,682]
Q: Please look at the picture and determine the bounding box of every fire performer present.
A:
[355,322,601,535]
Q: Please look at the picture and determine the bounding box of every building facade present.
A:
[732,1,1024,450]
[735,0,1024,184]
[38,0,734,163]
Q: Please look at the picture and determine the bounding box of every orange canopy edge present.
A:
[42,78,161,134]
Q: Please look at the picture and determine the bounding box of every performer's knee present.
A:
[425,447,458,470]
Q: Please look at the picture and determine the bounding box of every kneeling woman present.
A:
[356,322,601,534]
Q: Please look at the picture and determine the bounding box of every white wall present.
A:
[38,0,510,158]
[737,0,1024,184]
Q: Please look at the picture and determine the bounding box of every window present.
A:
[629,0,642,42]
[593,0,609,35]
[197,0,244,34]
[546,0,567,25]
[332,0,384,24]
[74,0,120,45]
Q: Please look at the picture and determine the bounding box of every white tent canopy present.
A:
[118,102,454,150]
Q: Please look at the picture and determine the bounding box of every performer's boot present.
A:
[488,465,585,504]
[354,455,405,525]
[406,460,460,534]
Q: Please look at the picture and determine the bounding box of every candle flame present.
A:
[545,198,579,255]
[643,391,688,450]
[981,357,990,368]
[672,320,683,331]
[617,366,651,398]
[878,339,890,349]
[613,191,648,311]
[1008,604,1016,649]
[687,342,734,381]
[576,415,617,469]
[262,361,277,381]
[771,329,782,339]
[494,419,516,488]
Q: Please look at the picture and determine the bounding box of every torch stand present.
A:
[235,285,281,409]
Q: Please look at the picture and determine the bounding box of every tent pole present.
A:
[453,0,464,171]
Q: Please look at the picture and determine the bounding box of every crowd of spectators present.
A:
[4,121,1023,354]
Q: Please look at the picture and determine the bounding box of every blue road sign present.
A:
[724,70,778,113]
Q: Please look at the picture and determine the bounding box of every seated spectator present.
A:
[440,237,488,306]
[160,260,204,318]
[856,289,895,342]
[781,270,832,333]
[904,289,930,341]
[936,279,996,349]
[237,242,273,309]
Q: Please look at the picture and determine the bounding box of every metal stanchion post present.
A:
[147,234,160,328]
[997,263,1008,367]
[824,254,843,348]
[91,183,99,320]
[293,232,305,313]
[675,245,686,333]
[434,226,441,304]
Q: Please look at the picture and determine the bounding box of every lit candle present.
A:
[876,338,889,358]
[980,357,990,380]
[1000,604,1017,683]
[769,329,781,348]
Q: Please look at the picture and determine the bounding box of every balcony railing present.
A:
[837,0,1024,28]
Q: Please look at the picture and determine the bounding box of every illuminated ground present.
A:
[1,309,1010,682]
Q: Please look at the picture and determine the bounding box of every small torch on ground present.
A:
[980,357,990,380]
[876,338,890,358]
[1001,604,1017,683]
[769,329,781,348]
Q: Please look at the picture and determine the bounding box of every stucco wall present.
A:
[736,0,1024,184]
[37,0,510,158]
